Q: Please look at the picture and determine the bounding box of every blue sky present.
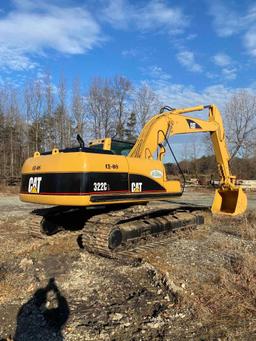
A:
[0,0,256,108]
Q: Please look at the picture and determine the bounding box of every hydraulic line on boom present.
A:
[128,104,247,215]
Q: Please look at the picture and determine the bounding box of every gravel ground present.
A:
[0,190,255,340]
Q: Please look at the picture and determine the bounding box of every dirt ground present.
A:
[0,190,255,340]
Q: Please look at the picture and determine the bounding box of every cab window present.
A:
[110,140,134,155]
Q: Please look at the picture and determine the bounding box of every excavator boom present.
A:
[128,104,247,215]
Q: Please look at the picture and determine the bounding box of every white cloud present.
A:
[121,49,137,57]
[148,66,171,81]
[222,67,237,80]
[209,1,242,37]
[186,33,197,40]
[244,27,256,56]
[0,0,102,70]
[156,83,231,108]
[140,65,172,84]
[101,0,129,29]
[0,46,37,71]
[176,50,202,72]
[213,53,231,67]
[102,0,188,34]
[213,53,237,80]
[148,79,254,110]
[137,1,187,34]
[209,1,256,57]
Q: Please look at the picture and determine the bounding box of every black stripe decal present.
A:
[20,172,166,195]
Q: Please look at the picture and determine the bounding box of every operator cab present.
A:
[88,138,134,156]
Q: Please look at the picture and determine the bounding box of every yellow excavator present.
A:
[20,104,247,256]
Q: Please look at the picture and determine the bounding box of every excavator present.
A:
[20,104,247,257]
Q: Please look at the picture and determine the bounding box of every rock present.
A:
[111,313,123,321]
[19,258,33,270]
[148,320,164,329]
[150,322,161,329]
[164,295,170,301]
[164,272,184,295]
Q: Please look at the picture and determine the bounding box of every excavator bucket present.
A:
[211,187,247,216]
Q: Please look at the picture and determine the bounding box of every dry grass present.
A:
[195,252,256,314]
[184,211,256,337]
[242,211,256,240]
[211,211,256,242]
[190,256,256,339]
[0,273,36,304]
[151,210,256,337]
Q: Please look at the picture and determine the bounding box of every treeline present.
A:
[0,74,256,182]
[177,155,256,180]
[0,75,160,181]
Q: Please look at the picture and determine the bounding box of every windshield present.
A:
[89,143,104,150]
[88,139,134,155]
[111,140,134,155]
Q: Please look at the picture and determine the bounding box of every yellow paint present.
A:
[21,152,129,174]
[20,192,177,206]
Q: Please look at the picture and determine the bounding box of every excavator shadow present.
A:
[30,203,142,236]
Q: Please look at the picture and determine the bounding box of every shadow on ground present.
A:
[11,278,69,341]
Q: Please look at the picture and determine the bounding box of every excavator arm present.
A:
[129,104,247,215]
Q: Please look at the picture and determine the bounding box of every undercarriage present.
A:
[26,203,208,258]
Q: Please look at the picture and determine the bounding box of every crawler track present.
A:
[26,203,208,259]
[27,213,46,239]
[26,206,74,239]
[81,205,207,258]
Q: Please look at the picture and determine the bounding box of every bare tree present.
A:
[55,76,73,148]
[133,84,161,133]
[0,84,25,179]
[24,80,44,151]
[43,73,56,150]
[57,76,66,148]
[224,91,256,159]
[0,87,9,178]
[189,140,200,178]
[113,76,132,138]
[87,77,115,139]
[72,77,86,138]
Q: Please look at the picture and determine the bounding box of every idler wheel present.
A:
[40,217,60,235]
[108,228,122,250]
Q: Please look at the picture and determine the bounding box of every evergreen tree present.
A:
[125,111,137,142]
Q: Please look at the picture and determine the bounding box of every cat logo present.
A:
[28,177,42,194]
[131,182,142,193]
